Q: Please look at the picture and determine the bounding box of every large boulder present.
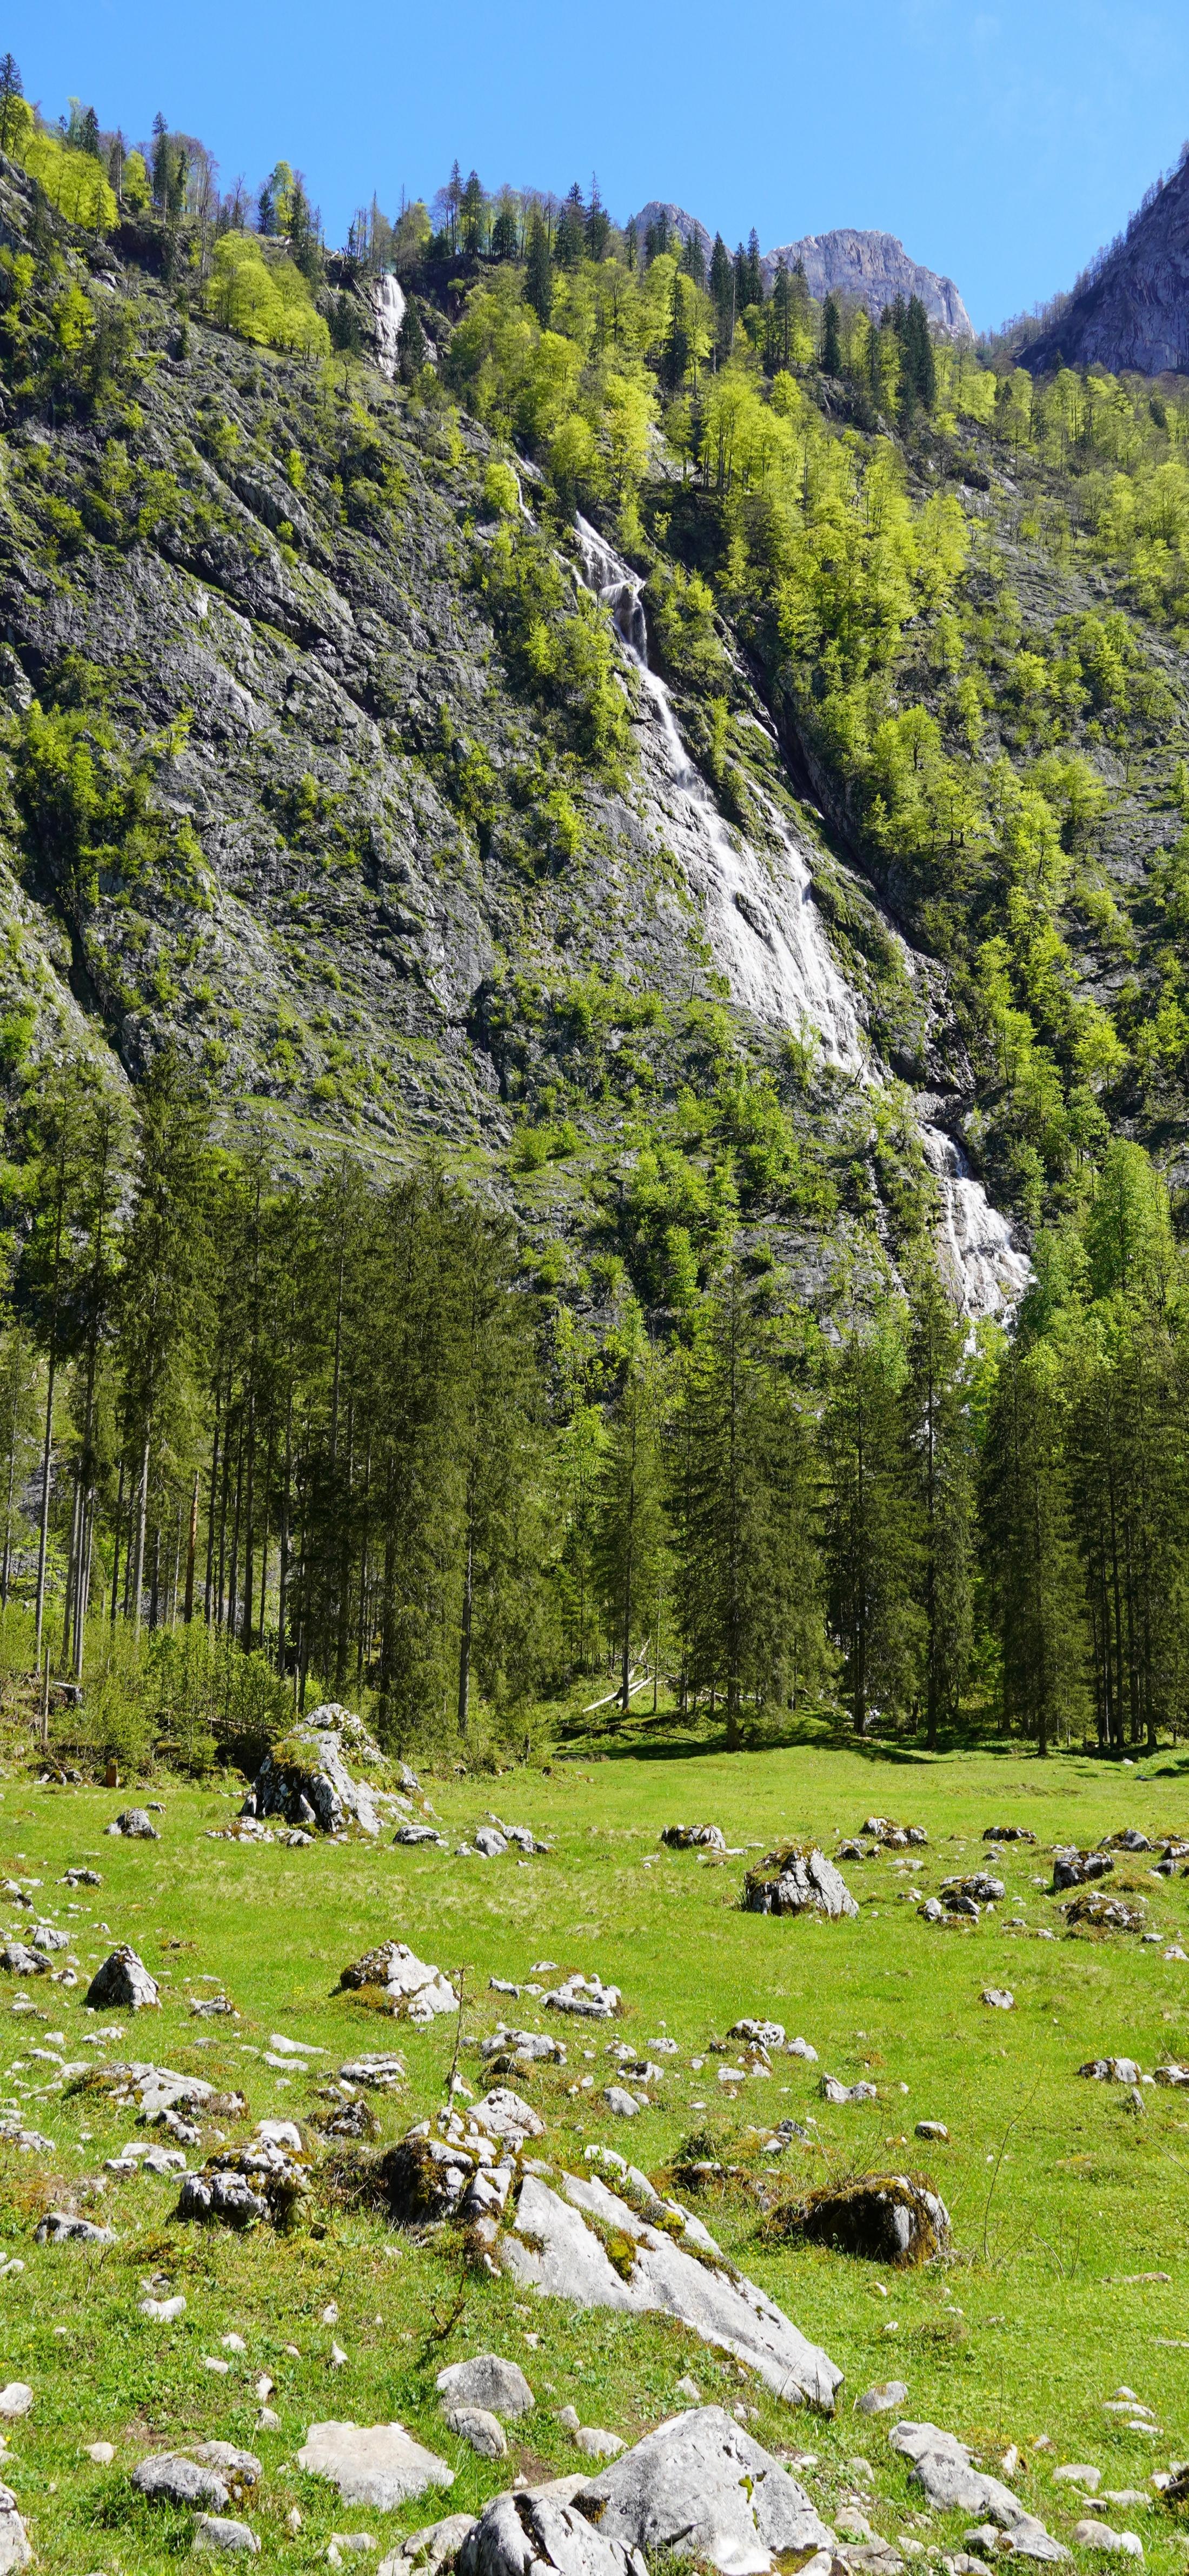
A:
[107,1807,159,1839]
[178,2137,310,2230]
[339,1942,457,2022]
[742,1848,858,1920]
[501,2167,841,2410]
[243,1706,384,1836]
[295,2420,454,2512]
[576,2406,832,2572]
[35,2212,116,2245]
[458,2491,644,2576]
[84,1947,160,2011]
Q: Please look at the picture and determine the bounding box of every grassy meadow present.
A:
[2,1732,1189,2569]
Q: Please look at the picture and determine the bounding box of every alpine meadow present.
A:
[1,51,1189,2576]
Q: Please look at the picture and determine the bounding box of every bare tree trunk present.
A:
[34,1348,57,1665]
[184,1468,198,1624]
[131,1430,150,1635]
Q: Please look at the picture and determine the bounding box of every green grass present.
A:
[4,1737,1189,2569]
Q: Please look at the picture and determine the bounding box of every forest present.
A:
[3,66,1189,1766]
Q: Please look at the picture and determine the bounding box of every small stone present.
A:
[192,2515,261,2555]
[108,1808,160,1840]
[1070,2523,1142,2557]
[436,2356,535,2421]
[603,2085,642,2117]
[676,2376,702,2404]
[203,2355,231,2375]
[35,2212,116,2245]
[981,1990,1014,2011]
[0,2388,31,2420]
[222,2334,248,2354]
[444,2405,507,2459]
[140,2294,187,2321]
[915,2122,949,2142]
[330,2342,348,2368]
[855,2381,909,2416]
[258,2408,281,2431]
[574,2426,624,2459]
[85,2441,115,2464]
[1054,2468,1101,2492]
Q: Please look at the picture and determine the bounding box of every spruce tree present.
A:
[593,1344,668,1716]
[0,56,22,158]
[821,292,842,377]
[822,1318,921,1734]
[525,211,553,325]
[982,1338,1087,1754]
[904,1260,973,1746]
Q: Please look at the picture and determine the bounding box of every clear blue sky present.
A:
[12,0,1189,331]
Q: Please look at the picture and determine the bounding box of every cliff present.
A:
[1024,160,1189,376]
[759,227,973,337]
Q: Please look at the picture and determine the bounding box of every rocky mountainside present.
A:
[759,228,972,336]
[1024,158,1189,375]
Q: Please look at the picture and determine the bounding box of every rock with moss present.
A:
[742,1847,858,1920]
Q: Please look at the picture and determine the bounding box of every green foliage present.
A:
[207,234,330,357]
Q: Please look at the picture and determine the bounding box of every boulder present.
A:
[856,2381,909,2416]
[1108,1831,1152,1853]
[444,2404,507,2458]
[133,2444,261,2512]
[339,1943,457,2022]
[471,2088,544,2146]
[1070,2524,1142,2557]
[1079,2059,1140,2084]
[34,2212,116,2245]
[1153,2062,1189,2087]
[475,1828,509,1858]
[0,2485,29,2572]
[178,2137,309,2230]
[396,1825,446,1847]
[575,2404,832,2571]
[820,2076,877,2106]
[296,2420,454,2513]
[981,1989,1014,2011]
[1053,1849,1114,1892]
[500,2167,842,2409]
[243,1707,384,1837]
[1063,1892,1145,1934]
[660,1827,726,1851]
[603,2087,642,2117]
[544,1974,621,2020]
[378,2515,479,2576]
[340,2054,408,2090]
[436,2355,534,2421]
[890,2425,1068,2556]
[107,1808,159,1839]
[0,1946,52,1976]
[770,2175,949,2266]
[458,2491,643,2576]
[0,2389,30,2421]
[915,2121,949,2142]
[983,1828,1036,1844]
[84,1947,160,2011]
[948,1875,1005,1906]
[481,2027,566,2069]
[729,2019,785,2049]
[743,1847,858,1920]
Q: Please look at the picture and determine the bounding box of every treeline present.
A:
[4,1052,1186,1760]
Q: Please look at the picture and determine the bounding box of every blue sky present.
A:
[12,0,1189,330]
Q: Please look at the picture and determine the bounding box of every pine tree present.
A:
[460,168,484,255]
[982,1338,1087,1754]
[681,227,707,289]
[490,200,519,262]
[745,228,763,308]
[904,1261,974,1746]
[822,1318,921,1734]
[396,298,427,381]
[584,180,610,263]
[821,293,842,377]
[661,270,692,393]
[0,56,22,158]
[709,232,733,359]
[524,210,553,325]
[556,182,585,269]
[593,1346,668,1715]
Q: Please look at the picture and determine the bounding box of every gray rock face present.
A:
[436,2354,535,2420]
[1025,162,1189,377]
[84,1947,160,2011]
[0,2485,30,2573]
[295,2420,455,2512]
[459,2491,645,2576]
[759,229,973,337]
[576,2405,832,2572]
[132,2444,261,2512]
[743,1849,858,1920]
[500,2168,842,2410]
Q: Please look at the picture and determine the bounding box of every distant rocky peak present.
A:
[1022,155,1189,377]
[759,228,973,339]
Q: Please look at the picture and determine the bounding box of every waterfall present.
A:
[372,273,406,378]
[573,513,1029,1322]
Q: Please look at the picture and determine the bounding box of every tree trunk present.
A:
[33,1347,57,1665]
[131,1429,150,1634]
[184,1469,199,1623]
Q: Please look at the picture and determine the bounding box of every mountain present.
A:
[759,228,973,337]
[1022,158,1189,375]
[630,199,713,263]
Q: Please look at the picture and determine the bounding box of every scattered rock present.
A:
[1079,2060,1140,2084]
[377,2513,479,2576]
[1053,2469,1101,2492]
[914,2123,948,2142]
[1062,1893,1145,1934]
[140,2293,187,2320]
[981,1989,1014,2011]
[1153,2062,1189,2087]
[340,2055,408,2090]
[0,2389,30,2421]
[62,1868,102,1885]
[457,2489,643,2576]
[444,2405,507,2458]
[481,2027,566,2073]
[85,2440,115,2464]
[983,1828,1036,1844]
[861,1820,928,1849]
[500,2167,842,2408]
[729,2019,785,2049]
[395,1825,446,1848]
[1053,1850,1114,1892]
[296,2420,454,2513]
[339,1944,458,2023]
[769,2175,949,2266]
[947,1875,1005,1906]
[84,1948,160,2011]
[890,2425,1068,2558]
[1107,1831,1151,1853]
[1070,2524,1142,2557]
[574,2427,623,2460]
[472,2088,544,2147]
[820,2076,878,2106]
[743,1847,858,1920]
[34,2212,116,2245]
[475,1828,509,1859]
[436,2355,534,2421]
[0,2485,29,2571]
[856,2382,909,2416]
[603,2086,644,2118]
[661,1827,726,1851]
[107,1809,159,1840]
[0,1946,51,1977]
[787,2036,819,2061]
[576,2404,832,2572]
[193,2514,261,2555]
[544,1975,621,2021]
[133,2444,261,2512]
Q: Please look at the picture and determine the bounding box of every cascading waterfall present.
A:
[371,273,407,377]
[573,514,1029,1323]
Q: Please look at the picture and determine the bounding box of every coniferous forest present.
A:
[4,67,1189,1767]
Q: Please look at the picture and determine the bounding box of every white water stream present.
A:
[372,273,406,377]
[574,515,1028,1323]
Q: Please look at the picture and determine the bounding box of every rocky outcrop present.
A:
[760,228,973,336]
[1024,159,1189,376]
